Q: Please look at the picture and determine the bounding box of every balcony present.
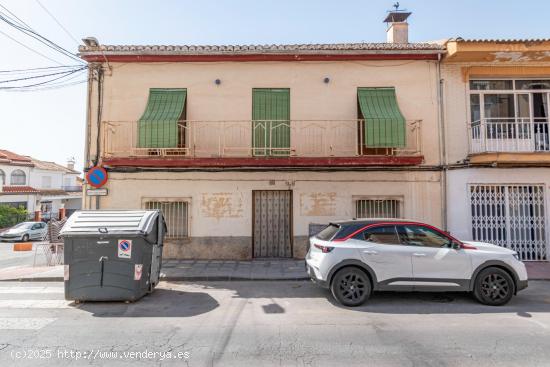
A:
[101,119,422,168]
[468,118,550,165]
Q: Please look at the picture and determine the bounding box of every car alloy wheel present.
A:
[331,267,371,307]
[474,267,514,306]
[21,234,29,242]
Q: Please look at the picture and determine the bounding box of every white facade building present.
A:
[0,150,82,219]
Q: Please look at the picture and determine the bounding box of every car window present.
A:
[396,225,452,248]
[316,224,340,241]
[31,224,39,230]
[358,225,401,245]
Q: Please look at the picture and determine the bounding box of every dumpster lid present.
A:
[60,210,161,235]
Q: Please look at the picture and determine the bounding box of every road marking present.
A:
[0,300,73,308]
[0,286,63,294]
[0,317,56,330]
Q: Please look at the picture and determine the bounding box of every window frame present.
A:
[355,224,402,245]
[10,169,26,186]
[353,196,403,219]
[142,197,190,239]
[0,169,5,185]
[395,224,457,248]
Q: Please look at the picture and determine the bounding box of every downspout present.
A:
[84,65,93,209]
[436,52,448,229]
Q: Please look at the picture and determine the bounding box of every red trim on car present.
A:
[81,53,440,63]
[332,221,464,245]
[460,243,478,250]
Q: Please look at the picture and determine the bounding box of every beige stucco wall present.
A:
[86,170,442,259]
[89,60,441,165]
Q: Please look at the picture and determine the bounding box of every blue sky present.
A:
[1,0,550,172]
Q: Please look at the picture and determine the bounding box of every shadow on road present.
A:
[75,288,219,317]
[188,280,550,315]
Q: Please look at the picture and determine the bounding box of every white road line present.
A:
[0,300,73,308]
[0,287,63,294]
[0,317,56,330]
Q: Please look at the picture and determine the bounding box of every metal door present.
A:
[470,184,547,260]
[253,190,292,258]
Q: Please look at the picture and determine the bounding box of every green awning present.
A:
[252,88,290,156]
[358,87,406,148]
[138,89,187,148]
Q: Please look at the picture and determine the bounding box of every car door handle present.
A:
[413,253,426,257]
[363,250,378,255]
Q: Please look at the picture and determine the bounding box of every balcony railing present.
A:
[469,118,550,154]
[102,119,421,158]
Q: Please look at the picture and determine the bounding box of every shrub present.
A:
[0,205,28,229]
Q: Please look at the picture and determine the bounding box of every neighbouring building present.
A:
[442,39,550,261]
[79,10,446,259]
[0,150,82,219]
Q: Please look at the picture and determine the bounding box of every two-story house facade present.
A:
[79,14,446,259]
[442,39,550,262]
[0,150,82,219]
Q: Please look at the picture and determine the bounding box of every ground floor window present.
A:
[355,198,402,219]
[144,200,188,239]
[470,184,547,261]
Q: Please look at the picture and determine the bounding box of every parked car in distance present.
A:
[0,222,47,242]
[306,219,528,307]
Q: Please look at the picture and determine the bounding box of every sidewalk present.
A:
[1,259,549,282]
[0,259,309,282]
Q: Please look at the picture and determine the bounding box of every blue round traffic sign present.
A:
[86,166,108,188]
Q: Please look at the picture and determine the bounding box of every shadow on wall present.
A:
[75,288,219,318]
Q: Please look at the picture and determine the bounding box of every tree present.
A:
[0,205,28,229]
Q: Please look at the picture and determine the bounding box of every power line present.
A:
[0,3,33,29]
[0,7,84,64]
[0,64,83,74]
[0,29,65,65]
[5,78,87,92]
[0,66,86,84]
[0,67,86,89]
[35,0,79,46]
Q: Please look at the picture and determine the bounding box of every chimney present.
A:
[384,4,412,44]
[67,157,75,170]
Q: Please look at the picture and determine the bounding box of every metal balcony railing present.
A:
[469,118,550,154]
[102,119,422,158]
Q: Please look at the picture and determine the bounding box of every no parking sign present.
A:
[118,239,132,259]
[86,166,108,188]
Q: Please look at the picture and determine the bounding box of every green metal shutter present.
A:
[252,88,290,156]
[357,87,406,147]
[138,89,187,148]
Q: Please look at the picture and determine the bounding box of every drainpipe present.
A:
[436,53,448,229]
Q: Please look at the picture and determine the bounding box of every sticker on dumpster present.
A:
[118,239,132,259]
[134,264,143,280]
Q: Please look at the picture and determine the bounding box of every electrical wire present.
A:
[0,66,86,83]
[0,29,65,65]
[0,67,86,89]
[5,78,87,92]
[0,9,84,64]
[0,64,83,74]
[35,0,79,46]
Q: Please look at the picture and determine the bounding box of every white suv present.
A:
[306,219,528,307]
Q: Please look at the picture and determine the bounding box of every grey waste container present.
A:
[60,210,166,302]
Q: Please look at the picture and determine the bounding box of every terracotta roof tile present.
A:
[0,150,33,166]
[1,185,39,194]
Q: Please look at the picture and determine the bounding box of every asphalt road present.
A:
[0,280,549,367]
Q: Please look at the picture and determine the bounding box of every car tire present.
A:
[331,267,372,307]
[21,234,29,242]
[473,267,515,306]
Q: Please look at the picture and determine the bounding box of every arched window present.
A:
[0,169,5,185]
[10,169,26,185]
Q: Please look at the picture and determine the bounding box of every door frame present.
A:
[251,190,293,258]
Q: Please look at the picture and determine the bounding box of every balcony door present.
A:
[252,88,290,156]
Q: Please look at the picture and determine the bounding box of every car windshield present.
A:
[12,223,33,229]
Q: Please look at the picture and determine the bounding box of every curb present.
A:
[0,276,311,282]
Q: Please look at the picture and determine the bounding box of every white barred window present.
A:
[355,198,402,219]
[144,200,188,239]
